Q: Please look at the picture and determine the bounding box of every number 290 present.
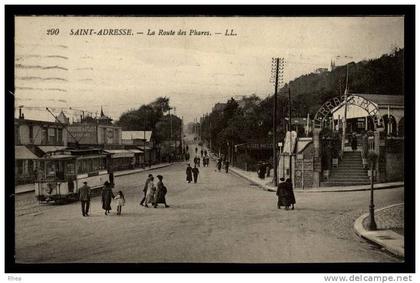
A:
[47,29,60,35]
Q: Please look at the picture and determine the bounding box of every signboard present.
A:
[68,125,97,144]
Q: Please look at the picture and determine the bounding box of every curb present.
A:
[114,163,173,177]
[15,163,174,195]
[229,167,403,193]
[353,203,404,258]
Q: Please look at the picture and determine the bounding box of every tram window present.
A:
[66,162,75,175]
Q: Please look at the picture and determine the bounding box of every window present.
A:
[57,128,63,144]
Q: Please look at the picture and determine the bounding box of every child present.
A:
[114,191,125,215]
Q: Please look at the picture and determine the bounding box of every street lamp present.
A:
[367,151,378,230]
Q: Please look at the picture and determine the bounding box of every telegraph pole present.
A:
[270,57,285,186]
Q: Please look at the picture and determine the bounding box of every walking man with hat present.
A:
[79,181,91,216]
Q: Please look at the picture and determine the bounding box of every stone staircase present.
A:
[323,151,370,186]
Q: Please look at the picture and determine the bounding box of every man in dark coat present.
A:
[217,158,222,172]
[140,174,153,206]
[186,164,193,183]
[79,181,91,216]
[192,164,200,183]
[276,178,288,209]
[224,160,230,173]
[285,178,296,210]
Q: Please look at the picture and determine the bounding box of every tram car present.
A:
[35,148,113,203]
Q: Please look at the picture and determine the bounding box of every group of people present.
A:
[186,163,200,183]
[140,174,170,208]
[78,181,125,217]
[257,161,272,179]
[276,178,296,210]
[216,158,229,173]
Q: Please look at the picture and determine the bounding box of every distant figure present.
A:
[154,175,169,208]
[257,162,266,179]
[195,147,198,154]
[102,181,114,215]
[79,181,91,217]
[144,176,156,208]
[192,165,200,183]
[224,160,230,173]
[285,178,296,210]
[351,132,358,151]
[217,158,222,172]
[266,162,272,177]
[186,164,193,183]
[204,150,208,157]
[197,156,201,167]
[114,191,125,215]
[140,174,153,206]
[200,149,204,157]
[276,178,288,209]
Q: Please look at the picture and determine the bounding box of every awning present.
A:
[38,146,67,154]
[104,149,135,158]
[15,146,39,160]
[128,149,144,154]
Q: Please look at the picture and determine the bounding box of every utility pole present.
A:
[270,57,285,186]
[169,108,173,162]
[341,64,349,155]
[288,87,292,179]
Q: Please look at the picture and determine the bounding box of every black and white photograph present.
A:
[4,5,415,275]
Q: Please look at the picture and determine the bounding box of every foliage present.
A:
[115,97,182,144]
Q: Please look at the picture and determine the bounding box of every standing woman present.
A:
[102,181,115,215]
[144,176,156,208]
[154,175,169,208]
[285,178,296,210]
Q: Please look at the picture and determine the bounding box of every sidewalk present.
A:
[15,163,173,195]
[229,165,404,193]
[354,203,404,258]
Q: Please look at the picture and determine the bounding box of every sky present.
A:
[14,16,404,123]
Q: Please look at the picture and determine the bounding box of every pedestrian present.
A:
[201,149,204,157]
[154,175,169,208]
[186,164,193,183]
[276,178,288,209]
[197,156,201,167]
[144,176,156,208]
[224,160,230,173]
[217,158,222,172]
[195,147,198,154]
[204,150,207,157]
[114,191,125,215]
[102,181,115,215]
[266,162,272,177]
[192,164,200,183]
[285,178,296,210]
[78,181,91,217]
[351,132,358,151]
[140,174,153,206]
[257,162,266,179]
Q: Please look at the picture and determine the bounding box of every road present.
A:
[15,143,404,263]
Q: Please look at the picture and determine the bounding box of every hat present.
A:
[83,181,87,184]
[157,175,163,180]
[148,174,153,178]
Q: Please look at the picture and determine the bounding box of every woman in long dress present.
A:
[285,178,296,210]
[102,181,114,215]
[144,176,156,208]
[154,175,169,208]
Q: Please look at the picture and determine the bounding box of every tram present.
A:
[35,148,113,203]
